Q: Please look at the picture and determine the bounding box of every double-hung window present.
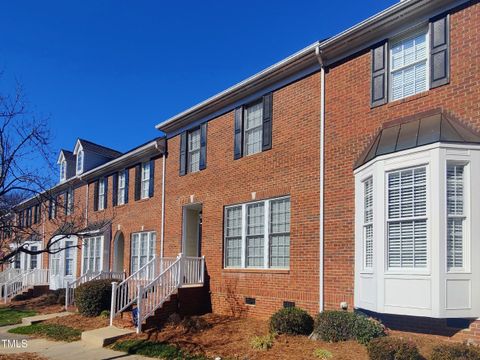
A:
[224,196,290,269]
[82,236,102,273]
[118,170,126,205]
[66,188,74,215]
[187,129,201,173]
[29,246,38,269]
[130,231,155,273]
[387,166,427,269]
[244,101,263,156]
[141,162,150,199]
[98,178,106,210]
[76,150,84,174]
[64,240,74,275]
[446,164,466,271]
[390,31,428,101]
[363,177,374,270]
[60,161,66,181]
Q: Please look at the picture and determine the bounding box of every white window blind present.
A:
[224,197,290,269]
[141,162,150,199]
[387,167,427,269]
[244,102,263,156]
[130,231,155,273]
[390,32,428,101]
[363,177,373,269]
[187,129,201,173]
[447,164,465,271]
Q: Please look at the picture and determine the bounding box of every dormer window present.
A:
[60,161,67,181]
[76,150,84,174]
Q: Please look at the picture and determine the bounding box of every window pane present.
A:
[246,203,264,267]
[225,206,242,267]
[447,164,465,270]
[447,218,463,269]
[447,165,464,216]
[244,102,263,155]
[225,237,242,267]
[270,198,290,268]
[363,178,373,269]
[246,236,264,267]
[247,203,264,236]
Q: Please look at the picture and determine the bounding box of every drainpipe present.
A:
[160,153,166,258]
[315,45,325,313]
[85,181,89,227]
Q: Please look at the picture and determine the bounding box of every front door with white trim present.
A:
[49,235,78,290]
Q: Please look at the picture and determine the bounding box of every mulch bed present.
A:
[42,313,109,331]
[3,294,64,315]
[0,354,47,360]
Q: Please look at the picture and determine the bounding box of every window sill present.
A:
[387,91,430,108]
[222,268,290,275]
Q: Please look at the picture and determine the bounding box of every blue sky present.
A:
[0,0,397,155]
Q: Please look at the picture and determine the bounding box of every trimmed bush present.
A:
[76,279,118,317]
[250,333,276,350]
[367,337,421,360]
[313,311,385,344]
[269,307,314,335]
[430,343,480,360]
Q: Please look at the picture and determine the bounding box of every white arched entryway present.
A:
[112,231,125,273]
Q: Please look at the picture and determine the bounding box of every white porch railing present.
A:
[3,269,49,303]
[0,268,24,284]
[135,254,205,332]
[65,270,125,308]
[109,256,176,325]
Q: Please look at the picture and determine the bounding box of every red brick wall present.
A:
[323,0,480,317]
[164,72,321,318]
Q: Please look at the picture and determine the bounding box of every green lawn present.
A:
[8,323,82,342]
[0,308,37,326]
[112,339,210,360]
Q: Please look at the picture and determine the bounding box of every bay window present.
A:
[224,196,290,269]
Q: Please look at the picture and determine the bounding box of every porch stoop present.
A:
[81,326,134,347]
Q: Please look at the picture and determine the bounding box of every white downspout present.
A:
[85,181,89,227]
[315,45,325,313]
[160,153,166,258]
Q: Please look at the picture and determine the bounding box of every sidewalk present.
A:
[0,324,150,360]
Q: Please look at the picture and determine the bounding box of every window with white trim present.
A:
[224,196,290,269]
[118,170,126,205]
[244,101,263,156]
[387,166,427,269]
[446,164,465,271]
[66,187,74,215]
[82,236,102,273]
[130,231,155,273]
[60,161,66,181]
[363,177,374,270]
[76,150,84,174]
[187,128,201,173]
[390,31,428,101]
[29,246,38,269]
[98,178,105,211]
[65,240,74,276]
[140,162,150,199]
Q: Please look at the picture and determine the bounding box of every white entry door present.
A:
[49,235,78,290]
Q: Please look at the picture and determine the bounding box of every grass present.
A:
[8,323,82,342]
[112,339,210,360]
[0,308,37,326]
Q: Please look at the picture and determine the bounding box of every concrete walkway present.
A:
[0,324,150,360]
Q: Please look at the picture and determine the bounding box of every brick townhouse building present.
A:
[3,0,480,341]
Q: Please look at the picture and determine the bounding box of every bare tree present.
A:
[0,77,112,266]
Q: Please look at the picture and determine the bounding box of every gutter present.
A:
[315,46,325,313]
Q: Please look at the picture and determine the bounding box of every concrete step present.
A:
[22,312,73,326]
[81,326,134,347]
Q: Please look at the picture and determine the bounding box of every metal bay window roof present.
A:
[355,110,480,169]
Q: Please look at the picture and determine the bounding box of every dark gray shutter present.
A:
[371,41,388,107]
[64,192,68,215]
[124,169,129,204]
[103,179,108,209]
[149,159,155,198]
[234,106,244,159]
[430,14,450,88]
[48,200,52,220]
[134,164,141,201]
[199,123,207,170]
[93,181,99,211]
[112,173,118,206]
[179,132,187,176]
[54,196,57,218]
[262,93,273,151]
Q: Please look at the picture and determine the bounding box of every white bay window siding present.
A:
[131,231,155,273]
[224,196,290,269]
[387,167,427,269]
[447,164,465,271]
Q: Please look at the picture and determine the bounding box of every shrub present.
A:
[250,333,276,350]
[43,293,58,305]
[76,279,118,317]
[313,348,333,359]
[269,307,314,335]
[313,311,385,344]
[367,337,421,360]
[113,340,209,360]
[430,343,480,360]
[100,310,110,318]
